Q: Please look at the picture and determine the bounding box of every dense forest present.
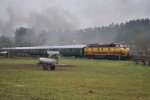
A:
[0,18,150,55]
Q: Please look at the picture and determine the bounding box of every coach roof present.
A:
[2,45,86,50]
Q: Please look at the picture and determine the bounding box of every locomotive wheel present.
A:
[51,65,55,70]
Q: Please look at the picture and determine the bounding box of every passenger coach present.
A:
[1,45,86,57]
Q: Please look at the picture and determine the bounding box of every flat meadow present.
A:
[0,58,150,100]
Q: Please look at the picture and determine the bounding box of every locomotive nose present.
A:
[121,47,129,56]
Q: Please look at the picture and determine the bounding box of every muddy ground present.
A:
[0,64,76,71]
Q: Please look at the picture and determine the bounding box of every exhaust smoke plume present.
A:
[0,6,78,46]
[0,0,150,47]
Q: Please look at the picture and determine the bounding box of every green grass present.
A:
[0,58,150,100]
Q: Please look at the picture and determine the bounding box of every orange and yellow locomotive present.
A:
[84,43,129,59]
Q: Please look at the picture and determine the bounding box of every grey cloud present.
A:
[0,0,150,28]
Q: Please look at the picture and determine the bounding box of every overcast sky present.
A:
[0,0,150,29]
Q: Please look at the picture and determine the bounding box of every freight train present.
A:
[0,43,130,59]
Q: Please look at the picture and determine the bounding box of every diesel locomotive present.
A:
[84,43,129,59]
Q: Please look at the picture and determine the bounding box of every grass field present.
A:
[0,58,150,100]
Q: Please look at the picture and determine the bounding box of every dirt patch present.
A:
[55,64,76,71]
[0,64,76,71]
[0,64,39,69]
